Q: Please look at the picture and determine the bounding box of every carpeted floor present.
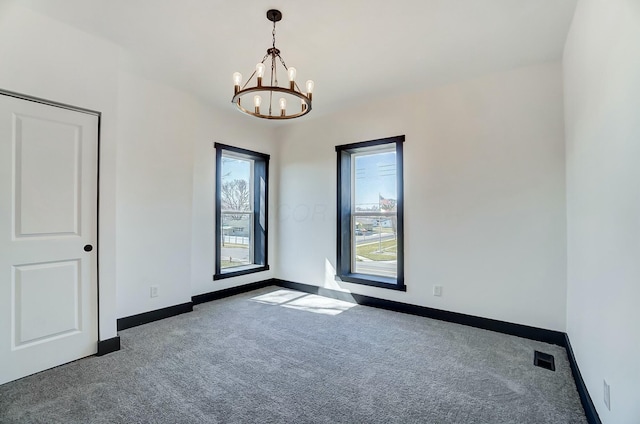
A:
[0,286,586,423]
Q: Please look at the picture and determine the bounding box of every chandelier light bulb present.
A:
[279,97,287,116]
[287,67,297,90]
[256,63,265,86]
[233,72,242,94]
[254,95,262,114]
[306,80,314,101]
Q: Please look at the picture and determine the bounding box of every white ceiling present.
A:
[19,0,577,120]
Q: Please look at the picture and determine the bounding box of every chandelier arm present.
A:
[273,51,278,87]
[241,70,256,91]
[276,53,290,72]
[269,52,276,116]
[270,52,275,87]
[276,53,303,93]
[241,54,269,90]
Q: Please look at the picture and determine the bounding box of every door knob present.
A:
[84,245,93,252]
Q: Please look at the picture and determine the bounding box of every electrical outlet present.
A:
[603,380,610,410]
[150,286,159,298]
[433,285,443,297]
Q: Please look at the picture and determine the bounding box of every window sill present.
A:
[336,273,406,291]
[214,265,270,281]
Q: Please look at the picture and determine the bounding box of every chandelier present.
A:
[232,9,314,120]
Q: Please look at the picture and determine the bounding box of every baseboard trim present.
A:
[192,279,273,305]
[117,280,274,331]
[565,334,602,424]
[274,279,566,346]
[96,336,121,356]
[117,302,194,331]
[111,278,598,423]
[275,279,602,422]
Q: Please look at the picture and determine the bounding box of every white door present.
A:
[0,94,98,385]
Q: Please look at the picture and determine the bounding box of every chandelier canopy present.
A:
[232,9,313,120]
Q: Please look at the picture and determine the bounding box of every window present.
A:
[336,135,405,291]
[214,143,269,280]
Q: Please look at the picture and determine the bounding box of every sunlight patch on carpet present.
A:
[250,289,356,315]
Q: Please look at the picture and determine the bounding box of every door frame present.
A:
[0,88,102,344]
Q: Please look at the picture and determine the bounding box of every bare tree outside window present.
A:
[379,194,397,237]
[221,179,250,220]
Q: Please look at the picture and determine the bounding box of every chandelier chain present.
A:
[272,20,276,50]
[271,19,279,89]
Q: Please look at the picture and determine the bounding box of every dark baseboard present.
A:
[109,278,599,423]
[275,279,603,422]
[274,279,566,346]
[117,302,193,331]
[275,279,361,303]
[192,279,274,305]
[117,280,274,332]
[96,336,121,356]
[565,334,602,424]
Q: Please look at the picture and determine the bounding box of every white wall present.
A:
[564,1,640,422]
[114,71,198,317]
[0,1,120,340]
[277,62,567,331]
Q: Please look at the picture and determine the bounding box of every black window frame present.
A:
[214,143,270,280]
[335,135,406,291]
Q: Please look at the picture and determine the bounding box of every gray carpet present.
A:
[0,286,586,423]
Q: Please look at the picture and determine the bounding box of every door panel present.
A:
[13,260,80,348]
[14,113,82,237]
[0,94,98,385]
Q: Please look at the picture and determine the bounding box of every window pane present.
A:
[353,150,397,212]
[221,154,253,268]
[353,150,397,278]
[221,212,252,269]
[221,156,252,213]
[352,215,397,278]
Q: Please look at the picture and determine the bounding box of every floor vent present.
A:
[534,351,555,371]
